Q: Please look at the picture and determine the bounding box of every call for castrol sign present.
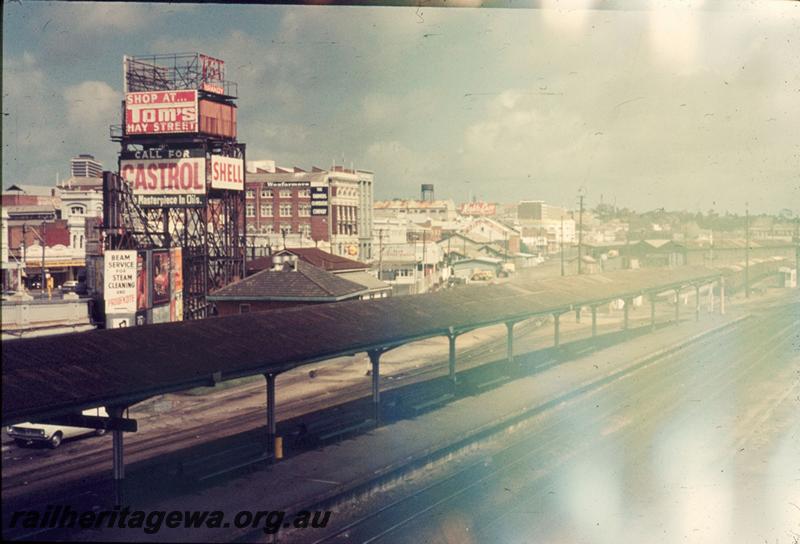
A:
[120,157,206,208]
[209,155,244,191]
[125,90,198,135]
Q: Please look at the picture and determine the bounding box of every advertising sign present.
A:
[209,155,244,191]
[125,90,198,135]
[152,250,171,305]
[311,187,329,216]
[151,305,170,324]
[136,252,149,311]
[460,202,497,217]
[200,54,225,94]
[104,250,137,314]
[120,155,206,208]
[169,247,183,322]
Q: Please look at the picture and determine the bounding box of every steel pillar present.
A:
[708,282,715,313]
[553,313,561,348]
[505,321,515,367]
[575,307,581,323]
[265,373,276,460]
[650,294,657,332]
[368,350,381,423]
[694,285,700,321]
[674,288,681,323]
[591,306,597,338]
[623,299,630,330]
[448,327,457,384]
[109,405,126,506]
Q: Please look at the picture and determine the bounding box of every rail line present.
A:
[297,304,797,543]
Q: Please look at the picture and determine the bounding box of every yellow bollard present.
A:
[274,436,283,460]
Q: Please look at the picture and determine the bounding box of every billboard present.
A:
[136,252,149,311]
[311,187,329,216]
[460,202,497,217]
[120,152,206,208]
[169,247,183,322]
[152,250,171,305]
[125,90,198,135]
[209,155,244,191]
[104,250,137,314]
[198,100,237,138]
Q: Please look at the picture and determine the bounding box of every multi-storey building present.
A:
[244,164,373,260]
[70,154,103,178]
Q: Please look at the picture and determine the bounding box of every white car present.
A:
[6,407,108,449]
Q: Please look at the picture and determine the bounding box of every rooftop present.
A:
[210,259,367,302]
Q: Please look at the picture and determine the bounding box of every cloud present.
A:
[63,81,120,128]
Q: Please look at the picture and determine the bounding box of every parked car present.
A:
[61,280,80,292]
[6,407,107,449]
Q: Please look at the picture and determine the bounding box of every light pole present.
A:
[745,203,750,298]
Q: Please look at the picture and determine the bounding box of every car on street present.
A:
[6,407,108,449]
[60,280,80,292]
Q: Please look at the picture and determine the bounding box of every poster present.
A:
[169,247,183,322]
[136,252,149,311]
[152,250,170,305]
[104,250,137,314]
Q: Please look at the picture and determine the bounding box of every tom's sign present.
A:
[125,90,198,135]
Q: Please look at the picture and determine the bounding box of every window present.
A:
[279,190,292,198]
[280,224,292,234]
[299,204,310,217]
[261,188,272,198]
[300,224,311,237]
[260,204,273,217]
[70,206,84,215]
[261,224,273,234]
[239,304,251,314]
[279,203,293,217]
[298,189,310,198]
[246,189,255,199]
[246,204,255,218]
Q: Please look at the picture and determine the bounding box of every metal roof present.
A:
[2,266,723,425]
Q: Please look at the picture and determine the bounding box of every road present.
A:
[310,298,799,544]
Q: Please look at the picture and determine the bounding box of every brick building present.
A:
[244,165,373,260]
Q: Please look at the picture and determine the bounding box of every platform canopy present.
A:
[2,266,722,425]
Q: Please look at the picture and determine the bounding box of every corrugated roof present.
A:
[2,266,728,425]
[336,270,391,292]
[209,260,367,301]
[278,248,368,272]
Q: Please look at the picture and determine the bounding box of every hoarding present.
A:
[311,187,329,216]
[152,250,170,305]
[200,54,225,94]
[198,100,237,139]
[136,252,148,311]
[104,250,137,314]
[120,155,206,208]
[209,155,244,191]
[460,202,497,217]
[125,90,198,135]
[169,247,183,322]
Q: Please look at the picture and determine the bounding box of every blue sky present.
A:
[3,1,799,214]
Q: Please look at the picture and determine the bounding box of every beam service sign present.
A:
[104,250,137,314]
[120,148,206,207]
[125,90,198,135]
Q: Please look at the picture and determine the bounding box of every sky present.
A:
[2,0,799,214]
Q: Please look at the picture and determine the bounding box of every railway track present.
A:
[293,303,797,544]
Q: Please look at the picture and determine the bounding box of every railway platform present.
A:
[81,309,749,542]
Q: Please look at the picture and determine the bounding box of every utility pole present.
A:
[577,194,584,275]
[41,222,46,298]
[377,228,384,280]
[560,216,565,276]
[745,203,750,298]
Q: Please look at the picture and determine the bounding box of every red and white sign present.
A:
[209,156,244,191]
[120,157,206,195]
[200,54,225,82]
[125,90,198,135]
[460,202,497,217]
